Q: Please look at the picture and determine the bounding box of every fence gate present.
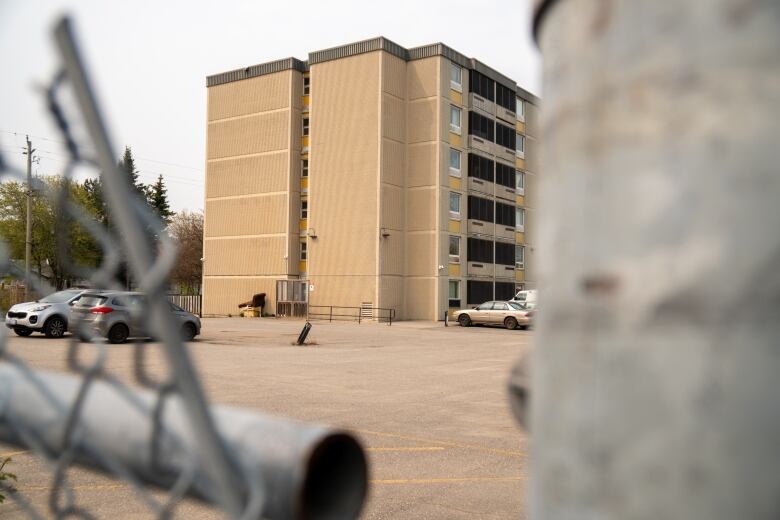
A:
[276,280,308,317]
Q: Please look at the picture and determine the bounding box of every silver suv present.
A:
[70,291,201,344]
[5,288,90,338]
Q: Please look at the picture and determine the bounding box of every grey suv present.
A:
[70,291,201,344]
[5,288,90,338]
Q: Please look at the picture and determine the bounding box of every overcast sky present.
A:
[0,0,540,212]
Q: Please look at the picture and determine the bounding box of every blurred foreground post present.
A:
[531,1,780,518]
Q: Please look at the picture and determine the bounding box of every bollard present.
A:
[296,322,312,345]
[443,310,448,327]
[528,1,780,519]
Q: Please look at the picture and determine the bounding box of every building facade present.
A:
[203,38,540,320]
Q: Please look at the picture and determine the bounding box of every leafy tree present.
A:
[0,177,101,289]
[167,211,203,294]
[147,174,174,223]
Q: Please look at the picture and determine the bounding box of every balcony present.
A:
[468,93,495,118]
[493,143,516,163]
[467,261,494,278]
[496,106,516,124]
[468,135,493,156]
[467,219,494,236]
[495,184,515,202]
[495,264,515,280]
[495,224,515,242]
[467,176,493,197]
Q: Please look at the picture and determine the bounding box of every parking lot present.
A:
[1,317,531,519]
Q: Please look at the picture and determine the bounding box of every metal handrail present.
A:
[307,305,395,325]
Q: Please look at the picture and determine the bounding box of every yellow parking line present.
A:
[355,429,526,458]
[366,447,444,452]
[371,476,525,484]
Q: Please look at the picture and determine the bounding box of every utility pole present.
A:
[24,136,35,300]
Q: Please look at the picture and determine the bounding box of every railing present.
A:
[276,301,307,318]
[168,293,202,317]
[307,305,395,325]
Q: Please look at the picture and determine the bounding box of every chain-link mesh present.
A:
[0,16,367,520]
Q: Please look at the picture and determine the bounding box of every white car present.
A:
[5,289,90,338]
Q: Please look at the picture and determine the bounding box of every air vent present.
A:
[360,303,373,319]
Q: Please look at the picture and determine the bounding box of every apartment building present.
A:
[203,38,539,320]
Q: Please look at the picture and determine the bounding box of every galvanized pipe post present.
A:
[530,1,780,519]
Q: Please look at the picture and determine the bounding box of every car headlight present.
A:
[30,305,51,312]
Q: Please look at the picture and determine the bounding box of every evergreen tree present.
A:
[147,175,174,223]
[117,146,146,199]
[82,176,108,226]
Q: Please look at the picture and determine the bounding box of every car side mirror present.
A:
[68,301,75,306]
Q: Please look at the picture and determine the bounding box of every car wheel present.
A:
[44,316,67,338]
[504,317,518,330]
[181,322,197,342]
[13,327,33,337]
[458,314,471,327]
[107,324,129,344]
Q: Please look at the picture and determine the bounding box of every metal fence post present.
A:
[527,1,780,519]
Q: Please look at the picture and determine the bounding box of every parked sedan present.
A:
[453,301,534,330]
[70,291,201,344]
[5,288,91,338]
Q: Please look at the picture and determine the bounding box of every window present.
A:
[302,158,308,178]
[303,76,310,95]
[495,201,515,227]
[516,134,525,156]
[448,280,461,308]
[496,84,517,112]
[516,97,525,120]
[450,105,462,133]
[301,200,308,219]
[516,170,525,195]
[495,162,516,189]
[492,302,509,311]
[468,70,495,101]
[495,241,515,266]
[516,207,525,231]
[449,236,461,263]
[449,192,461,219]
[449,149,462,176]
[302,117,309,136]
[467,280,493,305]
[495,282,515,301]
[468,153,494,182]
[450,64,462,91]
[300,241,307,261]
[515,245,525,269]
[468,111,494,142]
[468,195,494,223]
[467,237,494,264]
[496,122,516,150]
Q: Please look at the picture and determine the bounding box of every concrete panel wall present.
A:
[408,143,438,187]
[205,152,288,199]
[202,277,279,316]
[207,111,290,159]
[204,69,295,315]
[204,194,288,237]
[203,236,287,276]
[308,51,381,307]
[207,71,291,121]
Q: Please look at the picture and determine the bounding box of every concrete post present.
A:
[529,1,780,518]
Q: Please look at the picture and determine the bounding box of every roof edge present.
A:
[206,57,307,87]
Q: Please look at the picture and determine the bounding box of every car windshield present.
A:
[39,290,81,303]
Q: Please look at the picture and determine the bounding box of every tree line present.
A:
[0,146,202,294]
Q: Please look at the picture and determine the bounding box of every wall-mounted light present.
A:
[307,228,317,239]
[380,228,390,238]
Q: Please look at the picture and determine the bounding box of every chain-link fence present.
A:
[0,16,368,519]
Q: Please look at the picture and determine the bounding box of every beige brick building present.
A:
[203,38,539,320]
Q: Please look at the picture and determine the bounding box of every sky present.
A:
[0,0,541,212]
